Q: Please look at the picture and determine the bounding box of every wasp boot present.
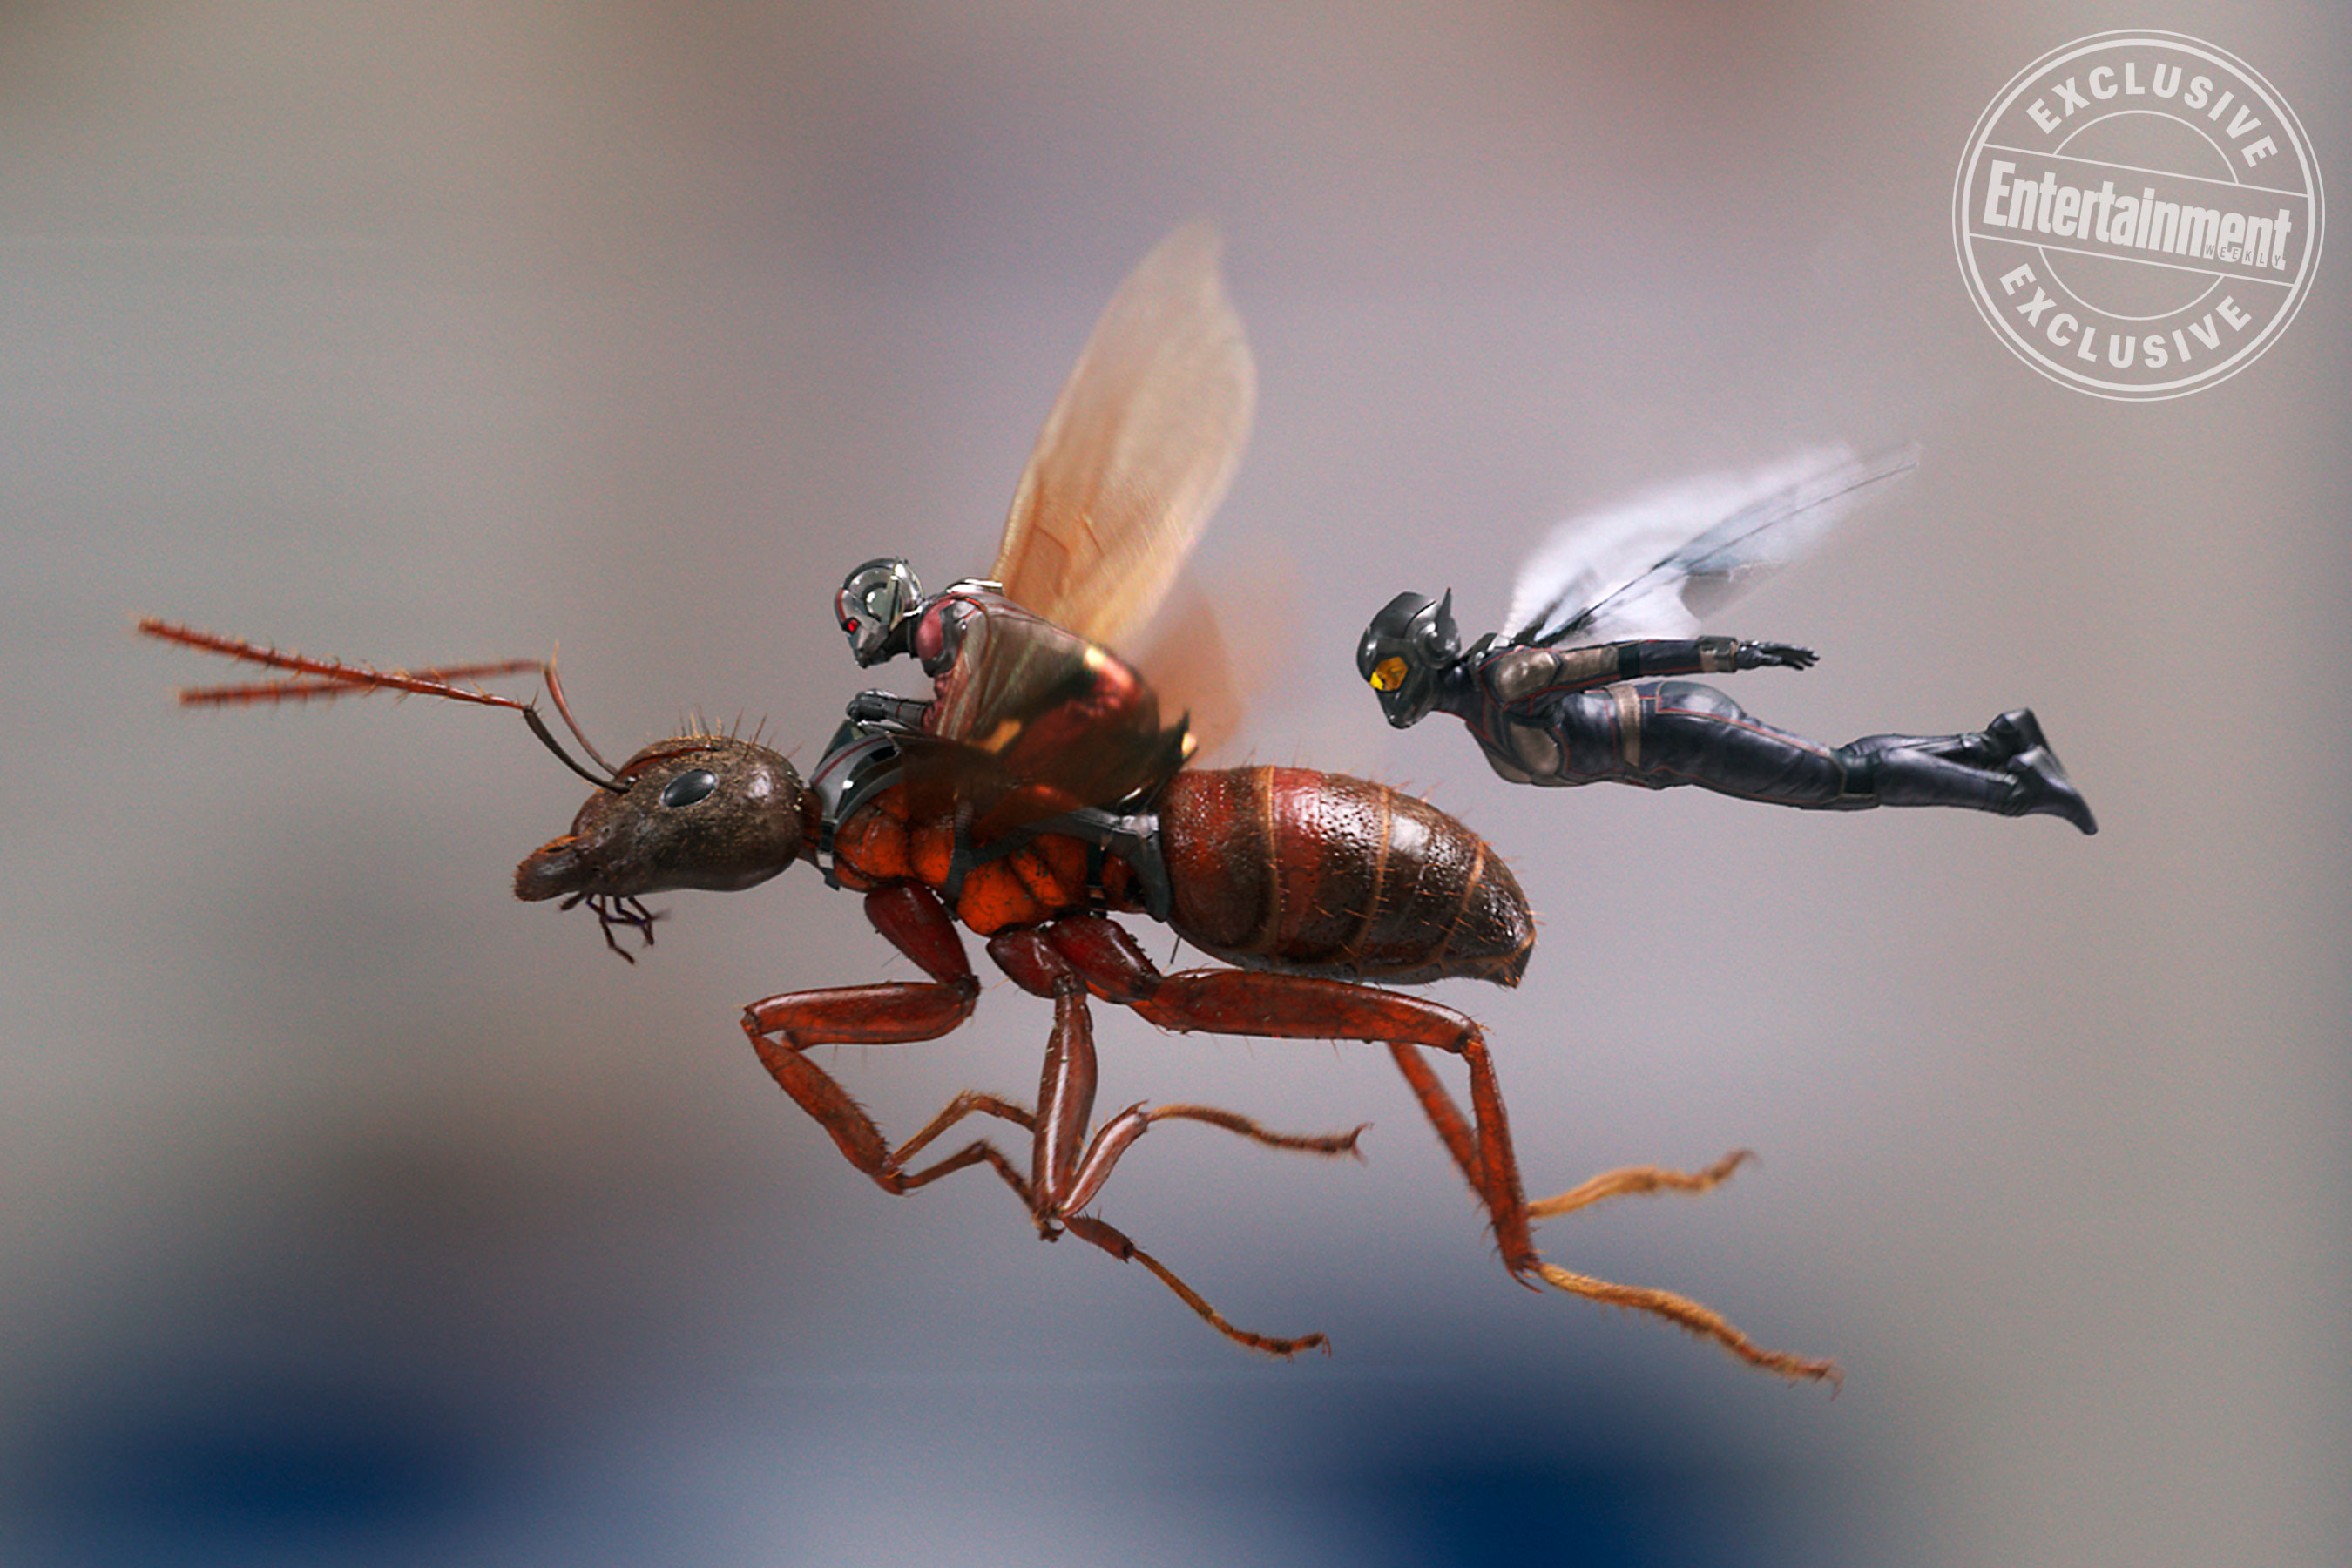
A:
[2002,745,2098,835]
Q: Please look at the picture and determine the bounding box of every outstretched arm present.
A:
[1600,636,1817,677]
[1477,638,1817,707]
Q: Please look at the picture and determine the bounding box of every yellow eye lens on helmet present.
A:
[1369,656,1408,693]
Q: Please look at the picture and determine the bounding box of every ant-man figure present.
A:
[835,557,1188,820]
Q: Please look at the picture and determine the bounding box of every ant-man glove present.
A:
[846,690,932,730]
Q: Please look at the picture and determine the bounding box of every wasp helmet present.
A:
[836,558,923,667]
[1357,590,1461,728]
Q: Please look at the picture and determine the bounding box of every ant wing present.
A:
[1504,444,1919,648]
[1123,567,1279,764]
[989,221,1256,655]
[897,725,1186,844]
[902,225,1248,817]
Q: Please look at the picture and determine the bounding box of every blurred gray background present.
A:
[3,4,2345,1565]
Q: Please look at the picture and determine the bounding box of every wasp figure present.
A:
[147,226,1838,1380]
[1360,449,2096,834]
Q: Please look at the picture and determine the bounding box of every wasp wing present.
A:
[990,221,1256,653]
[1504,445,1919,648]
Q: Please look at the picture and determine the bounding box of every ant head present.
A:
[514,735,809,907]
[139,620,813,960]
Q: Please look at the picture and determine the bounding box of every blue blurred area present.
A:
[3,1098,1857,1565]
[31,1382,483,1561]
[19,1356,1846,1568]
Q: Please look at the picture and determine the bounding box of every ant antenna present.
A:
[138,618,631,794]
[525,651,627,793]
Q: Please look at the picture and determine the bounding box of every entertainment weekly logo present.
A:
[1954,32,2322,400]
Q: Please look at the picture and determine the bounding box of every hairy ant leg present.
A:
[1527,1149,1757,1220]
[982,921,1358,1355]
[989,921,1368,1216]
[740,883,1028,1195]
[1051,943,1836,1386]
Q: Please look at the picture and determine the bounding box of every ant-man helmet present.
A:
[1357,590,1460,728]
[836,558,923,667]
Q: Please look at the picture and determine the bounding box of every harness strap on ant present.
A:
[933,802,1173,923]
[808,720,1174,920]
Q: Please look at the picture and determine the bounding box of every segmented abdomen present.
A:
[1158,767,1533,987]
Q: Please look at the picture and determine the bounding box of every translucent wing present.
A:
[1127,564,1288,762]
[1505,445,1920,647]
[990,222,1256,652]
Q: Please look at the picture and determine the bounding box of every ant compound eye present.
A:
[659,769,719,809]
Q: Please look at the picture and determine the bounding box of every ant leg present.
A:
[868,1105,1321,1368]
[1049,1100,1367,1215]
[882,1092,1041,1193]
[986,925,1342,1355]
[1060,1105,1366,1216]
[1527,1149,1755,1220]
[740,882,1024,1197]
[889,1091,1037,1177]
[1060,1212,1328,1359]
[1061,952,1835,1386]
[1522,1258,1837,1382]
[1037,915,1387,1170]
[1035,920,1538,1271]
[990,925,1368,1214]
[1025,966,1359,1210]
